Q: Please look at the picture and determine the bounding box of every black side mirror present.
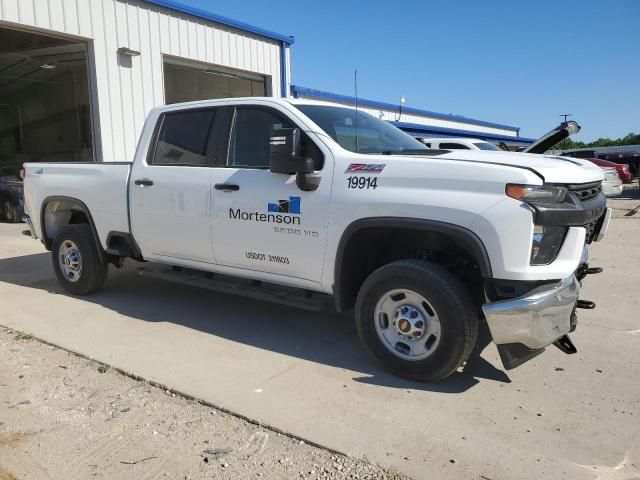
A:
[269,128,319,191]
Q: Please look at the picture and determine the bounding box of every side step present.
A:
[137,265,328,312]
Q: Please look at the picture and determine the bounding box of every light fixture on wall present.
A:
[117,47,140,57]
[40,63,57,70]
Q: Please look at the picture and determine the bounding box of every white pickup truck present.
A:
[23,97,612,381]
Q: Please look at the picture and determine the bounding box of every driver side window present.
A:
[228,106,324,170]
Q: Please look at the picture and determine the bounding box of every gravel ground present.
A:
[0,328,409,480]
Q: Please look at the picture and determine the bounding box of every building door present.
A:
[0,26,95,174]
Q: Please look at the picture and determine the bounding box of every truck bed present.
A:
[23,162,132,249]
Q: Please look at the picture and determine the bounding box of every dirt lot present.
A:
[1,185,639,480]
[0,328,408,480]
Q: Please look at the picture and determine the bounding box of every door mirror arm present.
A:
[296,171,320,191]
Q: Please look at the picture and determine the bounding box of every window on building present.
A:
[152,109,217,166]
[164,62,266,104]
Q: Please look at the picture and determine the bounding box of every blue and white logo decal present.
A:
[267,196,301,215]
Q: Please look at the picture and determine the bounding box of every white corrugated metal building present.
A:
[291,85,535,147]
[0,0,293,170]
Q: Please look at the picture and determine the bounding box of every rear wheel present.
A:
[2,199,20,223]
[52,224,108,295]
[355,259,478,382]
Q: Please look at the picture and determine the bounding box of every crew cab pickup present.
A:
[23,98,612,381]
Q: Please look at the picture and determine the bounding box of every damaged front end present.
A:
[482,183,612,371]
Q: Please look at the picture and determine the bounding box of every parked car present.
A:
[563,149,596,159]
[564,150,640,176]
[601,167,623,196]
[24,97,610,381]
[585,158,631,183]
[0,167,24,223]
[598,151,640,176]
[417,137,502,151]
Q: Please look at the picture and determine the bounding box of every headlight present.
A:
[531,225,567,265]
[506,184,567,203]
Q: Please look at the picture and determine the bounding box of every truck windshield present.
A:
[295,104,428,154]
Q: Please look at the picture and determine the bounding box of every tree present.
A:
[559,132,640,150]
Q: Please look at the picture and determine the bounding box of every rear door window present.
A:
[151,109,217,166]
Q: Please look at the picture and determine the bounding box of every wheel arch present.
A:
[40,196,104,259]
[333,217,493,312]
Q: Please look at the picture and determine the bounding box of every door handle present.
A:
[134,178,154,187]
[214,183,240,191]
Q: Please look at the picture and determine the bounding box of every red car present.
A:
[584,158,632,183]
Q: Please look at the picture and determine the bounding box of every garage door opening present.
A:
[0,26,95,178]
[163,59,267,104]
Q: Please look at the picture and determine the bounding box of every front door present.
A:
[211,105,332,282]
[129,107,219,263]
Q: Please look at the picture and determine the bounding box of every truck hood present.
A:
[523,121,581,154]
[427,150,605,184]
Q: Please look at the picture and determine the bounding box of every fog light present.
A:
[531,225,567,265]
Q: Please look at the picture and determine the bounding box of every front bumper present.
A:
[482,274,580,368]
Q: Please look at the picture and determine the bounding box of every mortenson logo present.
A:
[229,196,301,225]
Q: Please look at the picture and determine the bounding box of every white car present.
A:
[23,97,611,381]
[601,166,623,196]
[417,137,502,151]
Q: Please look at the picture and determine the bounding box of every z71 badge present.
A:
[346,163,385,173]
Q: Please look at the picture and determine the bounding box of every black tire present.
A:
[2,198,20,223]
[355,259,478,382]
[52,224,108,295]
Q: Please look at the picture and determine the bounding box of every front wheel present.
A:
[355,259,478,382]
[52,224,108,295]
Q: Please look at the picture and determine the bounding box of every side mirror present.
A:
[270,128,314,174]
[270,155,314,175]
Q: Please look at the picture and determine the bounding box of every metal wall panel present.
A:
[0,0,285,162]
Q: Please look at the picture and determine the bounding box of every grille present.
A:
[584,216,602,244]
[564,181,605,243]
[567,181,602,201]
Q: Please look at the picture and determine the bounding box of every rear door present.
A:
[129,107,220,263]
[210,104,332,282]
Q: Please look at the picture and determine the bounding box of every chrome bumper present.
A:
[482,275,580,350]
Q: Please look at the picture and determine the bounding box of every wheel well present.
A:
[41,197,100,252]
[334,220,491,312]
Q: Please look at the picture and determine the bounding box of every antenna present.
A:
[354,69,359,153]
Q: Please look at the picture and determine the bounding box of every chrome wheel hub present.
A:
[374,289,441,361]
[58,240,82,282]
[393,305,426,340]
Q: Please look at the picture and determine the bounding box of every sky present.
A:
[183,0,639,142]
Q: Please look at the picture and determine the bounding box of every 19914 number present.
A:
[347,176,378,190]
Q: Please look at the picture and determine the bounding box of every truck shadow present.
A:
[0,253,510,394]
